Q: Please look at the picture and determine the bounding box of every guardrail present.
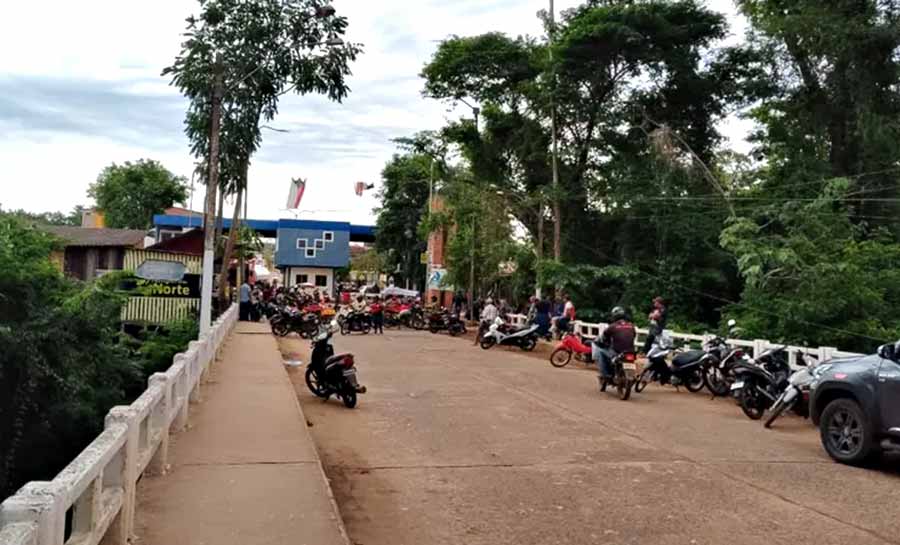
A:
[506,313,863,367]
[0,304,239,545]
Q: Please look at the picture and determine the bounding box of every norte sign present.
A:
[121,259,201,298]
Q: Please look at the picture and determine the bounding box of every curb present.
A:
[280,363,353,545]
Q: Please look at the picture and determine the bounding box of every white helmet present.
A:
[485,298,493,304]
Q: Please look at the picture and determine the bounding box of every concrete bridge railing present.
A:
[506,313,863,367]
[0,304,239,545]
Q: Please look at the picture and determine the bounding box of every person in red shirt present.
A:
[370,296,384,335]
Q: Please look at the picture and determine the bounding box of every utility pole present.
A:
[200,54,224,334]
[426,158,434,295]
[549,0,562,262]
[468,108,480,320]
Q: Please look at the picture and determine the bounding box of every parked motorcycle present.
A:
[481,317,540,351]
[340,311,372,335]
[427,310,467,336]
[270,307,320,339]
[305,322,367,408]
[763,353,819,428]
[700,321,753,396]
[634,332,706,393]
[549,332,594,367]
[399,305,426,330]
[730,346,793,420]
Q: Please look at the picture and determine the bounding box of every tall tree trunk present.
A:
[214,187,225,258]
[216,162,247,309]
[199,54,223,333]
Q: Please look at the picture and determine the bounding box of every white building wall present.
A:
[284,266,334,294]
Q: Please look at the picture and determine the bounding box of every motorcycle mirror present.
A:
[878,343,896,361]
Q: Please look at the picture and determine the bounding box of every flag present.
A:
[355,181,375,197]
[287,178,306,209]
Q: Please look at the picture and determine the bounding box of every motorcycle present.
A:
[730,346,793,420]
[549,332,593,367]
[340,311,372,335]
[763,353,819,428]
[427,310,467,336]
[634,332,706,393]
[700,320,753,396]
[481,317,540,351]
[598,347,638,401]
[399,305,426,330]
[304,322,367,408]
[270,307,320,339]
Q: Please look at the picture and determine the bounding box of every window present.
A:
[296,238,307,249]
[296,274,308,284]
[315,239,325,250]
[323,231,334,242]
[305,248,316,258]
[315,275,328,287]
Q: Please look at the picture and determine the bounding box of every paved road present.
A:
[280,330,900,545]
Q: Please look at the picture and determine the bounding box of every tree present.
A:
[88,160,188,229]
[375,152,432,289]
[165,0,362,308]
[0,205,86,226]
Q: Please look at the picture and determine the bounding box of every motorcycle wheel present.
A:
[764,396,792,429]
[684,370,706,393]
[271,321,290,337]
[340,322,350,336]
[305,368,328,398]
[410,316,425,330]
[429,324,441,334]
[520,337,537,351]
[480,337,497,350]
[341,389,358,409]
[449,325,463,337]
[617,375,633,401]
[739,381,766,420]
[549,348,572,368]
[703,366,730,397]
[634,369,653,393]
[362,322,372,335]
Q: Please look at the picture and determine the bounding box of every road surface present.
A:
[279,330,900,545]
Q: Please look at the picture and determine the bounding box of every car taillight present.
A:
[343,355,355,368]
[624,353,636,362]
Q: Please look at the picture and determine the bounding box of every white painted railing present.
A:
[0,304,238,545]
[507,313,863,366]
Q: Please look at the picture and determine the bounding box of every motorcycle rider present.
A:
[593,306,637,388]
[475,297,499,345]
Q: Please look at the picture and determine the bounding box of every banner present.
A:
[121,274,202,298]
[287,178,306,209]
[428,267,450,290]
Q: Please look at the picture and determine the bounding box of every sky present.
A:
[0,0,747,226]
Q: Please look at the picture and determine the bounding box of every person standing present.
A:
[474,297,499,345]
[239,279,251,321]
[370,296,384,334]
[642,296,668,353]
[556,294,576,336]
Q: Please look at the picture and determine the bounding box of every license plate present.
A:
[622,363,637,371]
[731,381,745,390]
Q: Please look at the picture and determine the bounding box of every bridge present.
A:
[2,313,897,545]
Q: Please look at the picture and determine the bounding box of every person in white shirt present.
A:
[475,298,499,345]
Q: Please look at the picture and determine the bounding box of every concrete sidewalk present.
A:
[134,321,349,545]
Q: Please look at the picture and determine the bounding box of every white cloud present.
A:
[0,0,748,224]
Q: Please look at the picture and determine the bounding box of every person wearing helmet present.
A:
[475,297,499,345]
[593,306,637,385]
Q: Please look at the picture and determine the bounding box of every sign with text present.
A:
[121,274,201,298]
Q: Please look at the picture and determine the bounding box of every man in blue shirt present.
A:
[239,280,251,321]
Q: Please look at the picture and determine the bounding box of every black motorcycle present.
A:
[730,347,793,420]
[340,311,372,335]
[305,324,367,408]
[427,310,467,336]
[597,343,638,401]
[270,308,320,339]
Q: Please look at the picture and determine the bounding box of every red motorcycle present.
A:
[549,332,594,367]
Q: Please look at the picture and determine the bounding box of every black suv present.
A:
[809,340,900,465]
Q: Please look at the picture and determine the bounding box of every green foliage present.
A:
[0,214,198,499]
[0,205,86,227]
[132,319,200,381]
[374,151,433,288]
[88,160,188,229]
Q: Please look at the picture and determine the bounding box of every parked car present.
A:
[809,340,900,465]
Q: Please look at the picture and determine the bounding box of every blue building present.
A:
[153,214,375,294]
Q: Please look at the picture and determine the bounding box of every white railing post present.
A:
[147,374,170,476]
[171,354,190,431]
[188,340,204,403]
[753,339,768,359]
[103,408,138,545]
[0,482,65,545]
[818,346,837,361]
